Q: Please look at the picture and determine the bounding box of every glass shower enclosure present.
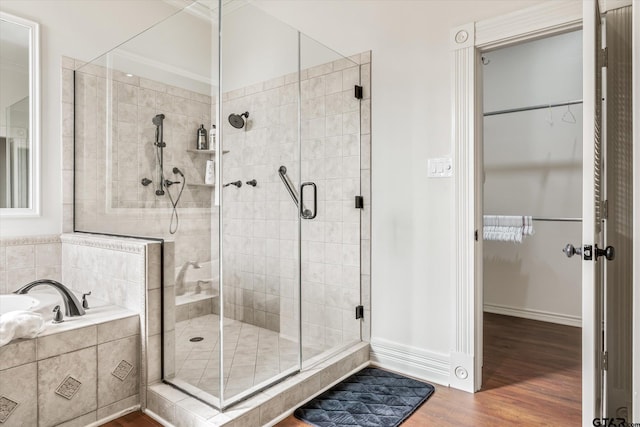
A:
[73,0,363,409]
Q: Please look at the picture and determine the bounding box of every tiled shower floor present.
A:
[173,314,322,398]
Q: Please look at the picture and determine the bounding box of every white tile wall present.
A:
[0,235,62,294]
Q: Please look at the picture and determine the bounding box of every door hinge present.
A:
[601,47,608,68]
[355,305,364,319]
[601,351,608,371]
[354,85,363,99]
[355,195,364,209]
[602,200,608,220]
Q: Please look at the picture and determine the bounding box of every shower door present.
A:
[299,36,363,364]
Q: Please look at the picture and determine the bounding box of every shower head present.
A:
[152,113,165,127]
[228,111,249,129]
[153,114,165,145]
[172,167,184,177]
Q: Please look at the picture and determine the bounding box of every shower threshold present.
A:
[146,341,370,425]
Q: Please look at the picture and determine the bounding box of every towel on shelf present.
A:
[0,310,45,347]
[483,215,534,242]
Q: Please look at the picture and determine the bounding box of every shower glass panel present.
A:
[73,0,223,405]
[218,1,301,405]
[299,35,362,364]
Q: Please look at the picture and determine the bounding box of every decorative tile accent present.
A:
[111,360,133,381]
[0,396,19,423]
[0,235,61,247]
[60,234,146,254]
[55,376,82,400]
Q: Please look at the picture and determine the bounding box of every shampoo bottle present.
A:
[209,125,216,147]
[197,124,207,150]
[205,160,215,185]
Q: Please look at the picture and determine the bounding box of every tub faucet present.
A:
[175,261,201,296]
[14,279,86,317]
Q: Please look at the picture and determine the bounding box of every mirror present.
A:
[0,12,39,215]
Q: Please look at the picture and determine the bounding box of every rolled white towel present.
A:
[0,310,45,347]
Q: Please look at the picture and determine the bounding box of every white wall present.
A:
[221,2,349,91]
[251,0,550,374]
[482,31,583,325]
[0,0,185,237]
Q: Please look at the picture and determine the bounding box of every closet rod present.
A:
[532,217,582,222]
[484,100,583,117]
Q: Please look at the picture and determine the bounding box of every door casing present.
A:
[449,1,636,423]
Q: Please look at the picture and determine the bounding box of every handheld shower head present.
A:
[152,114,165,127]
[153,114,166,146]
[172,167,184,177]
[228,111,249,129]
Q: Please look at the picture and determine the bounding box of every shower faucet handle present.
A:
[246,179,257,187]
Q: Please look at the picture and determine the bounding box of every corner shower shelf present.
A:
[186,149,229,155]
[187,182,215,188]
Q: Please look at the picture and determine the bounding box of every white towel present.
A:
[0,310,45,347]
[483,215,534,242]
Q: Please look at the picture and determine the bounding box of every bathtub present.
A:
[0,290,61,321]
[0,287,141,426]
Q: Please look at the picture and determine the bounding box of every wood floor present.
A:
[278,313,582,426]
[100,411,162,427]
[105,313,581,426]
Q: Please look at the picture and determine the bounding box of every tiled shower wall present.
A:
[221,52,371,350]
[68,50,372,351]
[71,58,218,288]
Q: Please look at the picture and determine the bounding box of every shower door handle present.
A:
[300,182,317,219]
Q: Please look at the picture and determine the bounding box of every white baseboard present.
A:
[484,303,581,327]
[87,405,140,427]
[369,338,450,386]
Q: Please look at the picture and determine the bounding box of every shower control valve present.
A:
[82,292,91,309]
[52,305,64,323]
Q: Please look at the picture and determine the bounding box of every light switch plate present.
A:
[428,157,453,177]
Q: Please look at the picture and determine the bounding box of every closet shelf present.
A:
[186,149,229,155]
[484,99,583,117]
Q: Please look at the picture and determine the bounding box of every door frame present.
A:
[452,1,638,421]
[449,0,583,393]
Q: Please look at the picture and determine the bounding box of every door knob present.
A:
[595,245,615,261]
[563,243,582,258]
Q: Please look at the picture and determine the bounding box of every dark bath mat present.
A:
[294,367,435,427]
